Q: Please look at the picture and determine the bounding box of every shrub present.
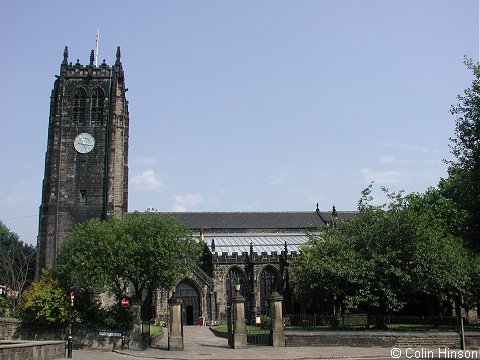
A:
[260,315,271,330]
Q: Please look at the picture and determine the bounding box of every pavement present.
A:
[69,326,399,360]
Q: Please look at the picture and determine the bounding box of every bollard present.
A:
[66,334,73,358]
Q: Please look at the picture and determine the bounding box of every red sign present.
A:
[70,292,75,307]
[121,297,129,308]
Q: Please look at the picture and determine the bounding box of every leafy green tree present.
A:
[442,58,480,251]
[57,212,202,301]
[19,269,70,324]
[0,221,36,311]
[293,185,476,315]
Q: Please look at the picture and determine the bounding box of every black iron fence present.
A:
[283,314,479,332]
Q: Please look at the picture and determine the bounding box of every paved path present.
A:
[70,326,396,360]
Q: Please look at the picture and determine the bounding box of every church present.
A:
[35,47,354,324]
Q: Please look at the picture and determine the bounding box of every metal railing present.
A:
[282,314,476,332]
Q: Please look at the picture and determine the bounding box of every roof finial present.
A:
[115,46,121,65]
[211,239,216,253]
[332,205,338,218]
[63,46,68,65]
[89,50,94,66]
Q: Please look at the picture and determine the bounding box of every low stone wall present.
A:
[0,318,128,350]
[0,340,65,359]
[0,318,21,340]
[466,333,480,349]
[285,331,480,349]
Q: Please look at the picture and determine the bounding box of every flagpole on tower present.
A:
[95,29,99,66]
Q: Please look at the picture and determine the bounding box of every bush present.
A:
[19,269,69,324]
[260,315,271,330]
[96,303,133,331]
[0,296,10,316]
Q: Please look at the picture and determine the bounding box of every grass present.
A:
[210,325,270,334]
[150,325,164,337]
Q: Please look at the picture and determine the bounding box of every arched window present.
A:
[79,190,87,205]
[90,88,104,125]
[259,266,278,314]
[225,267,245,303]
[72,88,86,125]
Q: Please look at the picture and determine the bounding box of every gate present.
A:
[246,309,271,345]
[227,304,233,347]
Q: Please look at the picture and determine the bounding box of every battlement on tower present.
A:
[59,46,124,79]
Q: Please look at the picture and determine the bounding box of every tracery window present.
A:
[225,267,245,302]
[259,266,278,313]
[72,88,86,125]
[90,88,104,125]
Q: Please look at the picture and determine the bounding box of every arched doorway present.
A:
[259,266,278,314]
[175,280,200,325]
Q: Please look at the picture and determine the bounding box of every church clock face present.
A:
[73,133,95,154]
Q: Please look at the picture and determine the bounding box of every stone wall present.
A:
[0,318,128,351]
[0,317,20,340]
[0,340,65,360]
[284,331,476,349]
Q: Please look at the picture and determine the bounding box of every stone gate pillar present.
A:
[128,300,149,350]
[168,296,184,351]
[232,293,247,349]
[269,292,285,347]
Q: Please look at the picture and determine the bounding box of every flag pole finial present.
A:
[95,30,99,66]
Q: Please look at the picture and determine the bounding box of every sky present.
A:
[0,1,478,245]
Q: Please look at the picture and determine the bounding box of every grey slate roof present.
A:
[148,211,355,232]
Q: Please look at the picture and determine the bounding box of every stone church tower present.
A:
[35,47,129,279]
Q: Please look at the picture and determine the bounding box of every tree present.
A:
[19,269,70,324]
[293,185,476,315]
[56,212,202,301]
[442,58,480,251]
[0,222,36,311]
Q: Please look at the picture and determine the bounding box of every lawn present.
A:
[150,325,164,337]
[210,325,270,334]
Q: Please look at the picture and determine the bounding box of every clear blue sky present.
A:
[0,1,478,245]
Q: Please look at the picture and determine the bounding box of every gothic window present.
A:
[259,266,278,314]
[72,88,86,125]
[225,267,245,303]
[90,88,104,125]
[79,190,87,205]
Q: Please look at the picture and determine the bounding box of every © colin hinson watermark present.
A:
[390,347,479,359]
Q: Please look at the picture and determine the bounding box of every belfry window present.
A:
[72,88,86,125]
[79,190,87,205]
[90,88,104,125]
